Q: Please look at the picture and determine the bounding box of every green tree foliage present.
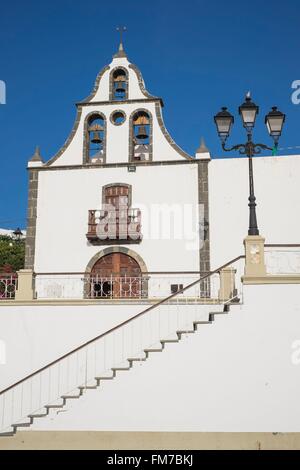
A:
[0,235,25,272]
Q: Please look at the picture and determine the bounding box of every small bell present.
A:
[115,81,126,93]
[136,125,148,140]
[91,131,103,144]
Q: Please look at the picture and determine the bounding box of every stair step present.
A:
[61,395,81,399]
[0,431,15,437]
[194,320,212,325]
[161,339,178,344]
[210,311,228,315]
[111,367,130,371]
[144,348,163,352]
[78,385,97,390]
[28,413,47,418]
[45,403,65,409]
[177,330,195,335]
[12,422,31,428]
[128,357,147,362]
[95,376,114,381]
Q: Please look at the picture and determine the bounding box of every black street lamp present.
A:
[214,93,285,236]
[13,227,23,242]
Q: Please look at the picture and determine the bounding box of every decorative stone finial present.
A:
[29,146,43,163]
[196,137,209,154]
[195,137,211,160]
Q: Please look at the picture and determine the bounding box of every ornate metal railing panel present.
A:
[0,274,17,300]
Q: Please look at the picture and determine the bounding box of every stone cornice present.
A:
[76,97,164,107]
[242,275,300,284]
[27,158,198,172]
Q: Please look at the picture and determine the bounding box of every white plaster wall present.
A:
[209,155,300,269]
[0,304,146,391]
[34,163,200,273]
[27,284,300,432]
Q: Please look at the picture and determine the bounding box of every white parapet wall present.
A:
[21,283,300,432]
[209,155,300,269]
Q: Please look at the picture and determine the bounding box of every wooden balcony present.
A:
[86,208,142,244]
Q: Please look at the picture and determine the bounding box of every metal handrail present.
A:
[34,271,212,276]
[265,244,300,247]
[0,254,245,396]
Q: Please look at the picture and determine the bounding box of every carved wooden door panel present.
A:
[91,253,141,298]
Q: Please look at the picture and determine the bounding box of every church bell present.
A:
[136,125,148,140]
[91,131,103,144]
[115,81,126,94]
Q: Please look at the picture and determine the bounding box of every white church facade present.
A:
[1,41,300,448]
[25,42,211,301]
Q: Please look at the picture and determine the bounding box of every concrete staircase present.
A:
[0,303,234,437]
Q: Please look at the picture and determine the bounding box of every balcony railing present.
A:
[86,208,142,243]
[0,273,17,300]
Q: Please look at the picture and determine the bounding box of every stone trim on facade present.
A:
[77,98,164,107]
[30,159,198,172]
[45,107,83,167]
[83,111,107,165]
[83,248,148,298]
[85,247,148,274]
[128,108,153,163]
[128,64,159,100]
[154,103,193,161]
[2,431,299,450]
[198,161,210,276]
[80,65,110,104]
[24,170,39,269]
[109,66,129,101]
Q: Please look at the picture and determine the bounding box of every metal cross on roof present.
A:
[117,26,127,46]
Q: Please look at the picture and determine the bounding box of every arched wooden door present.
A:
[90,253,142,298]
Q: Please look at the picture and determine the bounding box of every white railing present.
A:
[34,270,238,302]
[265,246,300,275]
[0,256,244,433]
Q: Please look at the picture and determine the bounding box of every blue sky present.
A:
[0,0,299,229]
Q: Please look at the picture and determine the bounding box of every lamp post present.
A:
[214,94,285,236]
[13,227,23,242]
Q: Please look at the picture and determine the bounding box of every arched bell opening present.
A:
[83,112,106,164]
[110,67,129,101]
[129,109,153,162]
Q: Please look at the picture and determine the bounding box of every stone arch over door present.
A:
[85,247,148,299]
